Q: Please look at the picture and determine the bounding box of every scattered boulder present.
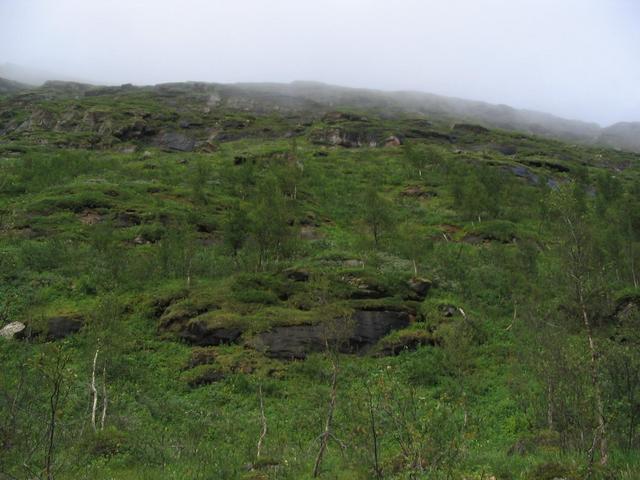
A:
[406,278,432,301]
[178,319,243,347]
[132,235,151,245]
[349,283,388,300]
[440,305,459,317]
[114,211,142,228]
[0,321,25,339]
[384,135,402,147]
[46,316,84,340]
[114,119,155,140]
[156,131,195,152]
[78,209,103,225]
[310,127,379,148]
[612,294,639,324]
[284,269,310,282]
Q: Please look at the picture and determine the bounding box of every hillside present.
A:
[1,83,640,479]
[0,76,30,95]
[1,79,639,153]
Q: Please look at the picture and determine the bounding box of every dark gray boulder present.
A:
[406,278,432,301]
[114,210,142,227]
[156,131,196,152]
[348,310,411,348]
[253,309,410,359]
[46,316,84,340]
[178,319,243,347]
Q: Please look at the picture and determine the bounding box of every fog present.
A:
[1,0,639,126]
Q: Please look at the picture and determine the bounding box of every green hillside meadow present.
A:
[1,82,640,479]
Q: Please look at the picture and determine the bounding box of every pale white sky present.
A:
[1,0,639,126]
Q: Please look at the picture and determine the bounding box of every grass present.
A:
[1,85,639,479]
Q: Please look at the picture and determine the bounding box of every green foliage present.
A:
[1,91,640,479]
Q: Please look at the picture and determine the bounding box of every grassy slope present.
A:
[1,88,640,479]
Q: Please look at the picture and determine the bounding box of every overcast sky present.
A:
[1,0,639,126]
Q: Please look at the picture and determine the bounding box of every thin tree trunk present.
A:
[90,348,99,432]
[366,385,382,480]
[100,364,107,430]
[580,291,608,467]
[547,380,554,431]
[45,365,64,480]
[313,356,338,478]
[256,385,267,459]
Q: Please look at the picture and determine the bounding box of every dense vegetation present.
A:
[1,83,640,479]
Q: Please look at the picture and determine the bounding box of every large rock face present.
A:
[253,309,410,359]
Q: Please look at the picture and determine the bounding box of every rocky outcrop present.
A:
[0,322,25,339]
[114,119,156,140]
[384,135,402,147]
[522,159,570,173]
[310,127,380,148]
[178,319,243,346]
[252,309,411,359]
[406,278,432,301]
[156,131,196,152]
[284,269,310,282]
[114,210,142,227]
[45,316,84,340]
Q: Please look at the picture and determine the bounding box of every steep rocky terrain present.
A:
[1,79,638,152]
